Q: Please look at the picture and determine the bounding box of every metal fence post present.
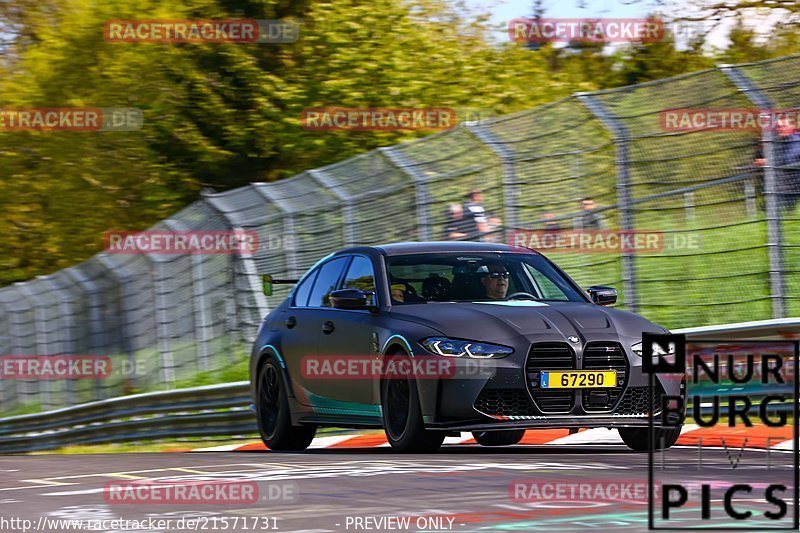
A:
[201,193,269,341]
[250,184,301,278]
[465,123,518,241]
[13,283,52,409]
[42,274,79,406]
[147,258,175,386]
[0,302,10,410]
[684,192,696,224]
[95,254,142,397]
[379,146,433,241]
[64,267,105,401]
[576,93,638,313]
[163,218,211,372]
[309,169,356,247]
[719,64,785,319]
[3,288,37,413]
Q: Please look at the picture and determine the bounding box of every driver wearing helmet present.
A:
[477,261,509,299]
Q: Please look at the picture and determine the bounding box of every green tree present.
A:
[7,1,790,286]
[0,0,580,285]
[717,16,771,64]
[611,16,714,86]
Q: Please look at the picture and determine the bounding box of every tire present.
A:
[256,358,316,451]
[473,430,526,447]
[381,352,445,453]
[618,426,682,452]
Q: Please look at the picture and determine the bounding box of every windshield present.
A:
[385,252,587,304]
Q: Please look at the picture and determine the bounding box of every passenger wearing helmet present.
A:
[390,283,406,303]
[390,281,424,303]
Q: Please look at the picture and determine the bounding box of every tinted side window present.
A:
[342,256,375,291]
[342,255,377,306]
[307,257,348,307]
[292,270,318,307]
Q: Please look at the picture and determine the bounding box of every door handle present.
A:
[285,316,297,329]
[322,321,335,334]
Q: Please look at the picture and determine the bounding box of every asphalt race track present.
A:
[0,443,796,532]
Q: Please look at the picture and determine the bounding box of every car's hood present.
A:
[389,301,664,344]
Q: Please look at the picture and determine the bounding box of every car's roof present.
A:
[336,241,537,256]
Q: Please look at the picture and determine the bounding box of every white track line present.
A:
[191,443,245,452]
[193,434,361,452]
[308,435,360,449]
[772,439,795,450]
[193,424,787,452]
[444,434,473,445]
[547,428,623,445]
[680,424,701,435]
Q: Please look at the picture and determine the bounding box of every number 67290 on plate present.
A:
[541,370,617,388]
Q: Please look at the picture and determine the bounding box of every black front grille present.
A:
[474,389,537,418]
[581,342,628,412]
[616,383,665,415]
[527,342,575,413]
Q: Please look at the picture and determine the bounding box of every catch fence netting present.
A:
[2,55,799,413]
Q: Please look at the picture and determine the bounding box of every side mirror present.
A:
[587,285,617,306]
[330,289,376,310]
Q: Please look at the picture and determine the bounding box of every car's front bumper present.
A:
[424,414,655,431]
[415,339,685,430]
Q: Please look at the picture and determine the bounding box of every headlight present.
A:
[420,337,513,358]
[631,340,675,357]
[631,341,643,357]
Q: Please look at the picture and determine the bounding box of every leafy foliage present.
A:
[0,0,797,285]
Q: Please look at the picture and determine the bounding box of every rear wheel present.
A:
[473,430,526,447]
[381,352,445,453]
[619,426,681,451]
[256,358,316,451]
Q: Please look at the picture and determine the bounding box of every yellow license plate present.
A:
[541,370,616,388]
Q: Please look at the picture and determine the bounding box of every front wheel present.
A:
[381,352,445,453]
[473,430,526,447]
[618,426,681,452]
[256,358,316,451]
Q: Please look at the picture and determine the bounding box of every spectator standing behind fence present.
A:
[754,118,800,211]
[463,189,503,241]
[444,203,477,240]
[578,198,609,229]
[539,212,565,231]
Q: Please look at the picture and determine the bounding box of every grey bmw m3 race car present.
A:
[250,241,684,453]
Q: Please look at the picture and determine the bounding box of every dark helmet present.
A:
[421,276,452,301]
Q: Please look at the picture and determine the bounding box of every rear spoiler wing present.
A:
[261,274,299,296]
